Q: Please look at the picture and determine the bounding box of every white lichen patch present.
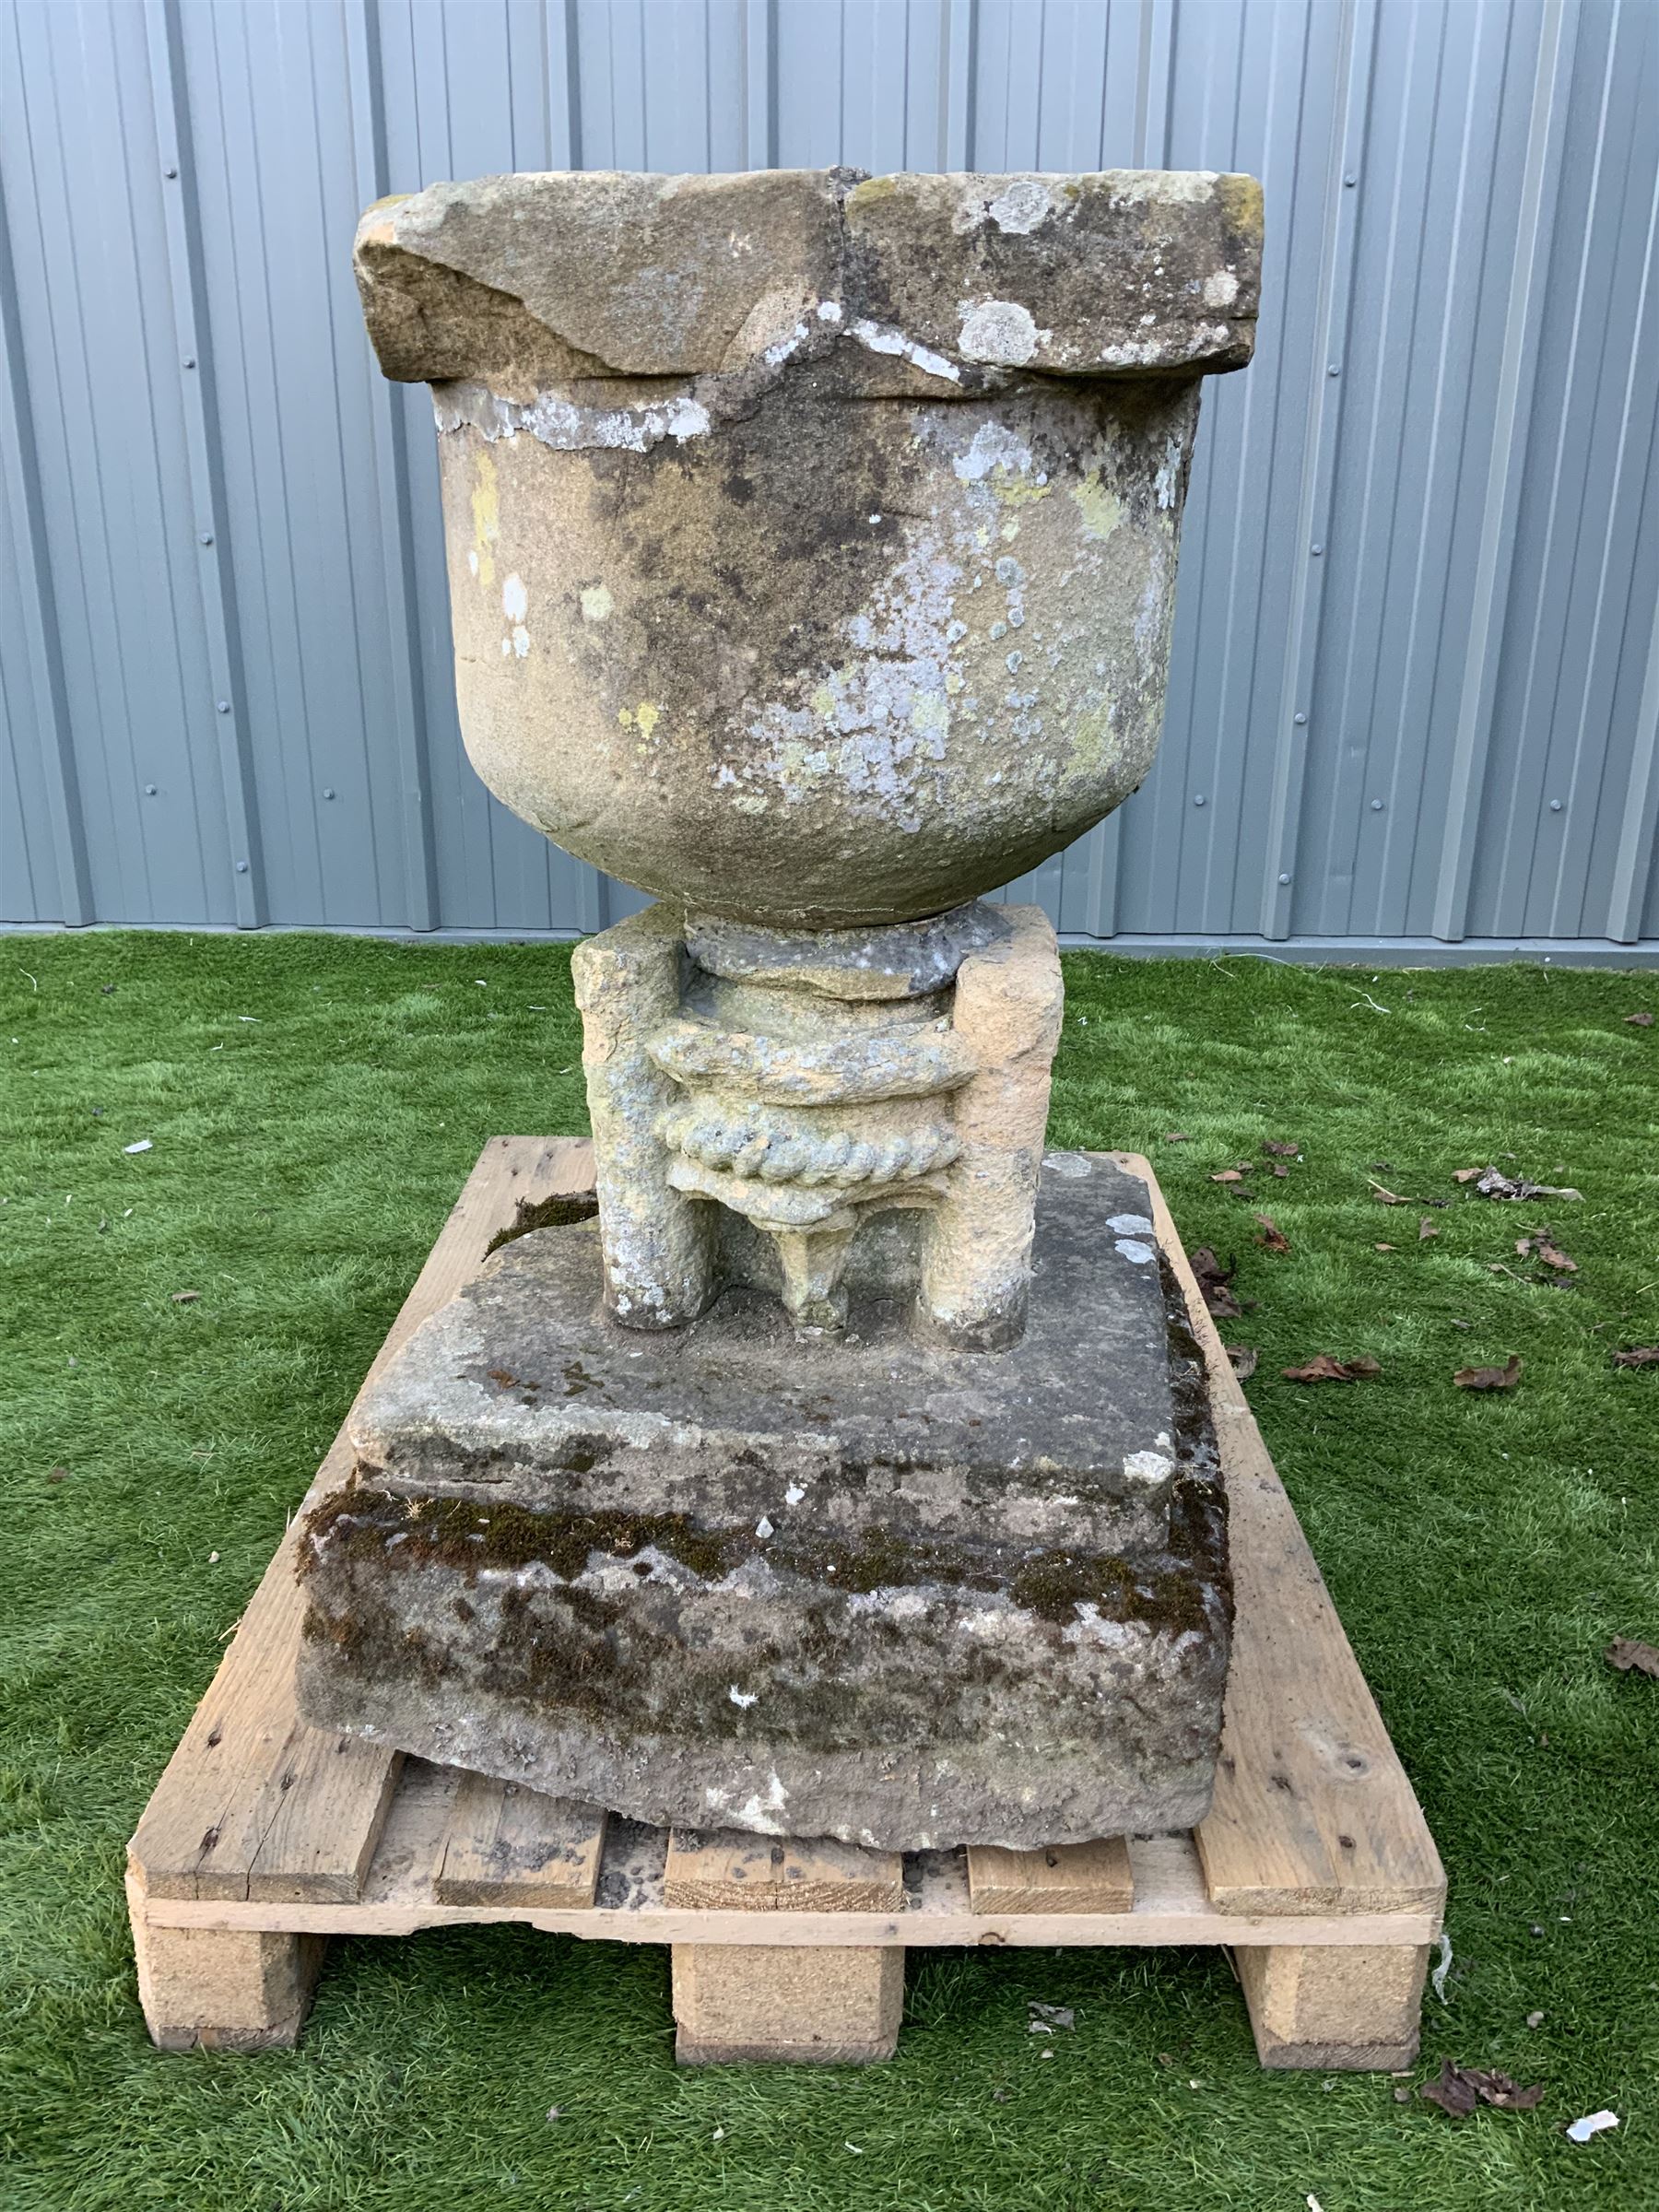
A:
[1203,267,1240,309]
[511,624,531,657]
[727,1685,759,1709]
[436,382,711,453]
[987,176,1054,234]
[579,582,613,623]
[1110,169,1217,206]
[848,316,961,383]
[1123,1449,1175,1488]
[1107,1213,1154,1236]
[952,420,1035,484]
[1114,1237,1156,1265]
[958,300,1048,366]
[501,572,528,623]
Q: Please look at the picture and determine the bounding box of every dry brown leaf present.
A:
[1453,1166,1485,1183]
[1371,1182,1409,1204]
[1282,1353,1382,1383]
[1515,1232,1576,1272]
[1453,1354,1522,1391]
[1225,1345,1259,1380]
[1211,1169,1246,1184]
[171,1288,201,1304]
[1606,1637,1659,1677]
[1271,1162,1289,1178]
[1418,1217,1439,1241]
[1420,2060,1544,2118]
[1375,1241,1398,1252]
[1624,1011,1653,1028]
[1190,1247,1242,1320]
[1163,1132,1190,1144]
[1613,1345,1659,1369]
[1254,1213,1291,1254]
[1263,1139,1301,1157]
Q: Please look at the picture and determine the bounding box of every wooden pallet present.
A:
[127,1137,1445,2070]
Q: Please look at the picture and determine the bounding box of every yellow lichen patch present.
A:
[580,583,614,623]
[1070,474,1124,542]
[634,701,661,742]
[1217,171,1265,247]
[1067,699,1118,776]
[470,452,500,590]
[999,518,1020,541]
[731,791,770,814]
[809,684,837,724]
[994,478,1053,509]
[911,690,950,742]
[847,174,900,209]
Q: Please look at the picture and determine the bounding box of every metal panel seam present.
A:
[347,0,440,929]
[1430,0,1580,942]
[145,0,266,925]
[1257,0,1375,938]
[0,154,91,924]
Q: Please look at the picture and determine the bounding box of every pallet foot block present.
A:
[129,1888,325,2053]
[673,1947,905,2065]
[127,1141,1444,2070]
[1235,1942,1431,2070]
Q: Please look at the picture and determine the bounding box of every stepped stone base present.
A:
[295,1156,1230,1851]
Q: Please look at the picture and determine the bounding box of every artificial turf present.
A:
[1,929,1655,2212]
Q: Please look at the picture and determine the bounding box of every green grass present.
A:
[2,930,1656,2212]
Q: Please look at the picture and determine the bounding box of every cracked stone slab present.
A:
[294,1159,1231,1849]
[355,166,1263,393]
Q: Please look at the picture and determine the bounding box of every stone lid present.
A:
[356,166,1263,391]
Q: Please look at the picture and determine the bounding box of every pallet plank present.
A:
[1109,1152,1445,1921]
[966,1836,1134,1914]
[665,1829,904,1912]
[129,1138,594,1904]
[435,1773,607,1908]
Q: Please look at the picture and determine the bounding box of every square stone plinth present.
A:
[295,1157,1230,1850]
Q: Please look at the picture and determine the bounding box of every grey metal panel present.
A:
[0,0,1654,956]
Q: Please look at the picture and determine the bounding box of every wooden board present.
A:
[665,1829,903,1912]
[1105,1151,1446,1923]
[433,1776,606,1909]
[966,1836,1134,1914]
[128,1138,594,1904]
[127,1138,1444,2071]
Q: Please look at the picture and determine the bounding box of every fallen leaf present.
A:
[1191,1248,1242,1320]
[1271,1162,1289,1178]
[47,1466,68,1484]
[1163,1132,1190,1144]
[1029,2002,1076,2031]
[1453,1355,1522,1391]
[1419,1217,1439,1241]
[1283,1354,1382,1383]
[1419,2059,1544,2118]
[1263,1139,1300,1157]
[1515,1233,1576,1272]
[1605,1638,1659,1678]
[171,1289,201,1305]
[1375,1241,1397,1252]
[1566,2111,1618,2144]
[1453,1166,1485,1183]
[1211,1169,1246,1184]
[1624,1011,1653,1028]
[1225,1346,1258,1380]
[1612,1345,1659,1369]
[1371,1182,1409,1205]
[1254,1213,1291,1253]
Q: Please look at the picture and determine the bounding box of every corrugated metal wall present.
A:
[3,0,1656,955]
